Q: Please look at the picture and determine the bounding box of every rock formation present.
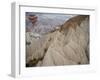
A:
[26,15,89,67]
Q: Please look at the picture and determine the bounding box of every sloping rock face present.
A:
[26,15,89,67]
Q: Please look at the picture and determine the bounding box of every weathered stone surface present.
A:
[26,15,89,67]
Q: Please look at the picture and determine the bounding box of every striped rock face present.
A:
[26,31,54,67]
[26,15,89,67]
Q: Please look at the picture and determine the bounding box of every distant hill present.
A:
[26,13,76,34]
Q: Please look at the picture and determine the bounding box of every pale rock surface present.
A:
[26,16,89,66]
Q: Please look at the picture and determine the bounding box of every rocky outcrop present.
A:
[26,15,89,67]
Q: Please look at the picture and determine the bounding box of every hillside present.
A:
[26,15,89,67]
